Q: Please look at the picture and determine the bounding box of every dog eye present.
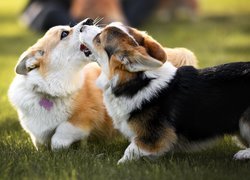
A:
[60,31,69,40]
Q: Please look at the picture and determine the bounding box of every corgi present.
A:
[8,18,114,150]
[79,21,250,164]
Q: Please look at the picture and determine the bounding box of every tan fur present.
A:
[165,47,198,68]
[128,26,198,67]
[68,63,115,138]
[109,55,136,83]
[129,110,177,153]
[135,128,177,153]
[128,28,167,63]
[24,26,73,77]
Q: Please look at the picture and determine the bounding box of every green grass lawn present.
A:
[1,0,250,179]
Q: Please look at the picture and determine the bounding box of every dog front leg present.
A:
[51,121,90,150]
[117,140,151,164]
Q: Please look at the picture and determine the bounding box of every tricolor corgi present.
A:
[79,21,250,164]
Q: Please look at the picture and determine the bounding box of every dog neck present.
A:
[97,62,177,115]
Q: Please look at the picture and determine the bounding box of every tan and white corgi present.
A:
[8,19,113,150]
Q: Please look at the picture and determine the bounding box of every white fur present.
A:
[51,121,89,150]
[8,20,94,150]
[9,75,75,149]
[79,25,111,77]
[239,119,250,145]
[117,140,151,164]
[233,118,250,160]
[234,148,250,160]
[79,25,101,56]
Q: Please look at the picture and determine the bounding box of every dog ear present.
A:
[142,35,167,63]
[15,50,44,75]
[113,48,163,72]
[128,28,167,63]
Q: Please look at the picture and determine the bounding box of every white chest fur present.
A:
[103,90,135,139]
[8,75,73,146]
[98,62,177,141]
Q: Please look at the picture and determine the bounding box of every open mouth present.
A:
[80,44,92,57]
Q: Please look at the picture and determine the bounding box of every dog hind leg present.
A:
[118,127,177,164]
[117,140,152,164]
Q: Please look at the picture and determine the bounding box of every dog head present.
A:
[15,18,95,96]
[79,22,167,84]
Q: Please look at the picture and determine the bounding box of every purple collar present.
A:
[39,97,53,111]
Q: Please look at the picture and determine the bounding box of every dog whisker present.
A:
[93,17,104,26]
[96,24,107,28]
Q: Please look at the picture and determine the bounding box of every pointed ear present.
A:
[127,27,167,63]
[143,35,167,63]
[15,50,44,75]
[114,50,163,72]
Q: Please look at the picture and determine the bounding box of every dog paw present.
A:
[117,156,129,165]
[117,154,140,165]
[233,149,250,160]
[51,136,72,151]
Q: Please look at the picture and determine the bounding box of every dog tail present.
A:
[164,47,198,68]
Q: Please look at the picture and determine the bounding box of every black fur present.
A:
[112,72,154,97]
[125,62,250,143]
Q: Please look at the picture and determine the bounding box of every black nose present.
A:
[81,18,94,26]
[69,21,77,27]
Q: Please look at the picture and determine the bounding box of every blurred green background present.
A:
[0,0,250,179]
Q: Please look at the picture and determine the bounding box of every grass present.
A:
[0,0,250,179]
